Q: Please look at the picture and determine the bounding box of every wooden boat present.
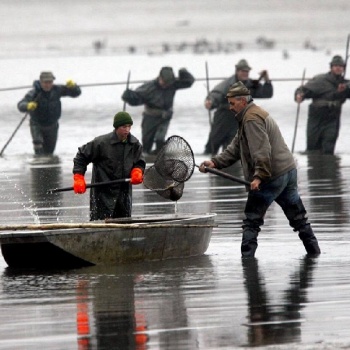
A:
[0,213,216,269]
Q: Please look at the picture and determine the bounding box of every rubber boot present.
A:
[34,145,44,157]
[282,198,321,255]
[241,229,258,257]
[298,224,321,255]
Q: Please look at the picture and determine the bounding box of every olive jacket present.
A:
[212,103,295,184]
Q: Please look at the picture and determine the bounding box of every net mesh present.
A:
[154,135,195,182]
[143,136,195,201]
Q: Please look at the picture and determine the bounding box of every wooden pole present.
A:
[195,164,250,186]
[123,70,131,112]
[0,77,314,93]
[205,61,215,155]
[291,68,306,153]
[0,112,28,157]
[343,33,350,78]
[47,178,131,194]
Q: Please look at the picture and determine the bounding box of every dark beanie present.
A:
[113,111,133,128]
[159,66,175,84]
[330,55,345,66]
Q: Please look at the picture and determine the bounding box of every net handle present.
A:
[195,164,250,186]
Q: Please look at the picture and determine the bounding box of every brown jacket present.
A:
[212,103,295,183]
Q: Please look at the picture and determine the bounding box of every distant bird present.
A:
[283,50,290,59]
[176,20,190,27]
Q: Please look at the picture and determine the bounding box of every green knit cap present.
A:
[113,111,133,128]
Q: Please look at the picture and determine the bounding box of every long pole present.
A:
[205,61,216,155]
[123,70,131,112]
[343,33,350,78]
[47,178,131,194]
[291,68,306,153]
[0,112,29,157]
[205,62,212,127]
[195,165,250,186]
[0,77,313,93]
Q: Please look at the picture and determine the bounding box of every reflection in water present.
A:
[29,160,63,222]
[306,154,348,225]
[241,257,317,347]
[0,257,213,349]
[76,273,148,350]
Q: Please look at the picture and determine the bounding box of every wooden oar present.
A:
[196,164,250,186]
[47,178,131,194]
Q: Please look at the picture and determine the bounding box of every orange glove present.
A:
[130,168,143,185]
[73,174,86,194]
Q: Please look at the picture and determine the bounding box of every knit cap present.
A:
[113,111,133,128]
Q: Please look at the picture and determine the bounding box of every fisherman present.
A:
[199,81,320,257]
[17,71,81,156]
[121,66,195,155]
[295,55,350,154]
[72,111,145,221]
[204,59,273,155]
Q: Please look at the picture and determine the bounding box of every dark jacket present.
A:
[207,75,273,115]
[122,68,195,118]
[212,103,295,185]
[295,72,350,107]
[204,76,273,154]
[73,132,146,220]
[17,80,81,126]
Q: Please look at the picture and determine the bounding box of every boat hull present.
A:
[0,214,216,268]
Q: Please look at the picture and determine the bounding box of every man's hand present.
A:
[204,99,213,110]
[259,70,270,82]
[337,83,347,92]
[295,93,304,103]
[130,168,143,185]
[198,160,215,173]
[66,79,76,88]
[73,174,86,194]
[27,101,38,111]
[250,177,261,191]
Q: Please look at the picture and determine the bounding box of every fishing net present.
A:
[143,135,195,201]
[154,135,195,182]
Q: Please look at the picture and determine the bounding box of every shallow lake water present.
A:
[1,146,350,349]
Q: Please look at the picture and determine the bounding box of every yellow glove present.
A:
[27,101,38,111]
[66,79,76,88]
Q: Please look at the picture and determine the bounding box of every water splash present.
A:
[0,174,41,224]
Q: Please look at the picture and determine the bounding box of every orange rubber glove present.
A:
[73,174,86,194]
[130,168,143,185]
